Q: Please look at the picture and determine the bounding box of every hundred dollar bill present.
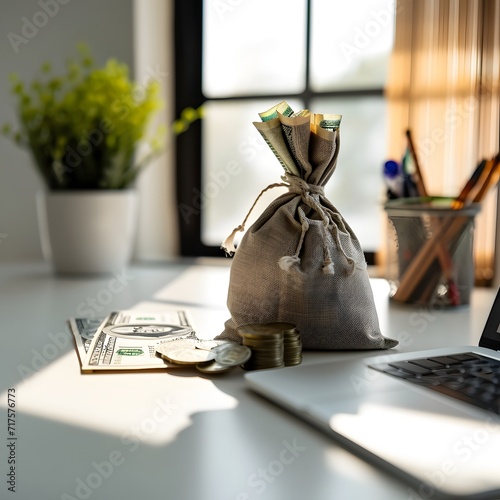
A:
[254,119,301,176]
[318,114,342,131]
[69,317,106,366]
[290,109,310,118]
[310,113,342,138]
[278,112,312,178]
[258,100,294,121]
[79,310,196,372]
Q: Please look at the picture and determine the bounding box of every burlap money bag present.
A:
[217,119,398,350]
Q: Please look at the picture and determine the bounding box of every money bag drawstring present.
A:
[221,181,288,256]
[283,175,338,274]
[222,173,363,275]
[278,206,309,272]
[283,175,366,275]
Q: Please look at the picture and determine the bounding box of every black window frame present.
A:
[174,0,384,264]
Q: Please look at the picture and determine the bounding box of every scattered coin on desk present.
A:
[214,343,252,365]
[197,344,251,374]
[162,346,216,365]
[156,338,199,359]
[196,361,232,374]
[155,338,251,374]
[155,326,302,374]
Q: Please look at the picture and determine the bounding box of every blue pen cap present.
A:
[384,160,400,178]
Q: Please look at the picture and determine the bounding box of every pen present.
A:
[452,159,487,209]
[404,129,459,305]
[383,160,403,199]
[470,153,500,204]
[401,149,419,198]
[393,152,500,304]
[406,129,428,197]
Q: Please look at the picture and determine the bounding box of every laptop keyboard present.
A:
[369,352,500,414]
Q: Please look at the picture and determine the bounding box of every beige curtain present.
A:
[386,0,500,285]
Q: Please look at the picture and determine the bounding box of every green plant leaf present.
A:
[2,44,164,190]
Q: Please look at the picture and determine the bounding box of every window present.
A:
[175,0,395,263]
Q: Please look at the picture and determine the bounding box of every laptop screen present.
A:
[479,287,500,351]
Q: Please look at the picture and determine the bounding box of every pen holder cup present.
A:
[384,197,481,307]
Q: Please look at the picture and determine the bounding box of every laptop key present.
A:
[478,392,496,402]
[461,385,482,396]
[430,368,464,377]
[370,352,500,415]
[427,356,463,367]
[408,358,444,370]
[443,381,466,390]
[369,364,413,379]
[464,359,490,367]
[448,353,481,362]
[388,362,431,375]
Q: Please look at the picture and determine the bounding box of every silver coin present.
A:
[214,344,252,366]
[195,340,239,352]
[162,346,216,365]
[196,361,232,374]
[156,338,198,358]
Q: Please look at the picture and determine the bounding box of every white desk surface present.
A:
[0,260,497,500]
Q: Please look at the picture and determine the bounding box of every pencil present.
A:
[405,129,460,305]
[452,159,486,210]
[393,153,500,304]
[406,129,428,197]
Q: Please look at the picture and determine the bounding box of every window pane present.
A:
[310,0,395,91]
[201,98,303,247]
[202,0,307,97]
[310,96,388,251]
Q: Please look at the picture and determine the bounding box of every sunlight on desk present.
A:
[321,447,391,498]
[329,399,500,496]
[0,351,238,447]
[153,265,231,308]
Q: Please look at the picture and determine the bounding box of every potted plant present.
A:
[2,45,163,274]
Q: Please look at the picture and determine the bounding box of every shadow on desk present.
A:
[0,364,410,500]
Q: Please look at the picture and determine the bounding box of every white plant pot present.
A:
[36,190,138,274]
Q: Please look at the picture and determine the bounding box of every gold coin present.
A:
[265,323,298,335]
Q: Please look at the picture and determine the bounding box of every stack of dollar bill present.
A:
[237,323,302,370]
[254,100,341,178]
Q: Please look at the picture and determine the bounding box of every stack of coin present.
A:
[271,323,302,366]
[238,324,284,370]
[237,323,302,370]
[238,322,302,370]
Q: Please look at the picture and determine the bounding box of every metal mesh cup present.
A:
[384,197,481,307]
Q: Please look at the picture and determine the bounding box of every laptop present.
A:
[244,289,500,499]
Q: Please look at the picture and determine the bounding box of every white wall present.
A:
[133,0,178,261]
[0,0,135,262]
